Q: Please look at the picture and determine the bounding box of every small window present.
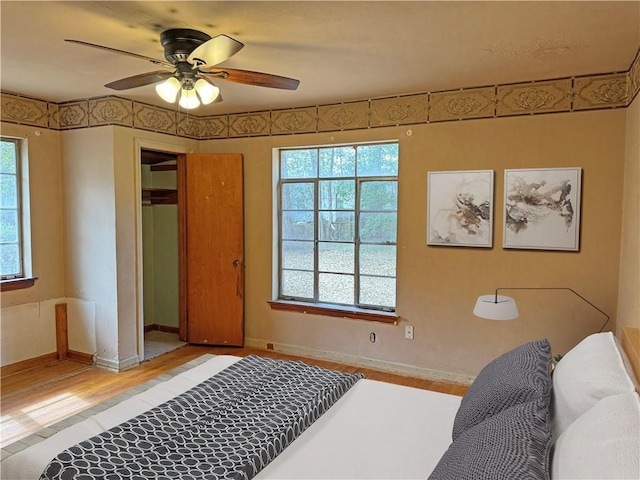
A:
[276,142,399,312]
[1,138,25,280]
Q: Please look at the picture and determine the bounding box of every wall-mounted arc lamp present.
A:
[473,287,610,333]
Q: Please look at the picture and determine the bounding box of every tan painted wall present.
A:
[0,124,65,365]
[202,109,626,377]
[617,94,640,333]
[0,105,631,376]
[61,127,120,365]
[61,126,196,369]
[0,124,64,307]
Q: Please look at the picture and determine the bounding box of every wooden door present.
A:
[178,153,244,346]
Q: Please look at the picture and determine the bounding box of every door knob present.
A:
[233,260,240,266]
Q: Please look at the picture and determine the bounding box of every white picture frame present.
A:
[503,167,582,251]
[427,170,494,247]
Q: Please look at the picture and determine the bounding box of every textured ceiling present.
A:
[1,1,638,115]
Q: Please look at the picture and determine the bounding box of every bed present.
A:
[2,330,639,480]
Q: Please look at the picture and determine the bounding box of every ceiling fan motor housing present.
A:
[160,28,211,64]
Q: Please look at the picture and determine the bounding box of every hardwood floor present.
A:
[1,345,468,448]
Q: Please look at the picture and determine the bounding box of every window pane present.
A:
[0,243,20,277]
[281,149,317,179]
[357,144,399,176]
[319,180,354,210]
[359,212,397,243]
[0,174,18,208]
[0,141,17,174]
[319,147,355,177]
[282,240,314,270]
[319,242,354,274]
[319,211,355,241]
[319,273,354,304]
[0,210,18,242]
[281,270,314,298]
[282,211,314,240]
[0,138,22,280]
[277,141,398,311]
[360,181,397,211]
[360,244,396,276]
[282,182,314,210]
[360,276,396,308]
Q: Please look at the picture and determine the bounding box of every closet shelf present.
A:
[150,164,177,172]
[142,188,177,205]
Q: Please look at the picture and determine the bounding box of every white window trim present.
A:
[1,136,33,287]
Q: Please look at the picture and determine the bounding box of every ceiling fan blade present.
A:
[105,71,174,90]
[187,34,244,69]
[65,39,173,69]
[203,68,300,90]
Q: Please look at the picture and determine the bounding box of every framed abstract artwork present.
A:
[503,167,582,251]
[427,170,494,247]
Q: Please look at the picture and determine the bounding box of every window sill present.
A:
[0,277,37,292]
[268,300,398,324]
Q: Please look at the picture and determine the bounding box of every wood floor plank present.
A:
[2,360,89,397]
[1,345,468,448]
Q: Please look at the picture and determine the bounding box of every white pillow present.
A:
[551,332,636,438]
[551,392,640,480]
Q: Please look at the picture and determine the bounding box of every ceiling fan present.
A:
[66,28,300,109]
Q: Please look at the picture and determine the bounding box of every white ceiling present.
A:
[1,1,639,115]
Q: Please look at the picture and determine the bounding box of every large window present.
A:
[0,138,25,280]
[276,142,398,312]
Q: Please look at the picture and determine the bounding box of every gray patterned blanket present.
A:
[39,355,364,480]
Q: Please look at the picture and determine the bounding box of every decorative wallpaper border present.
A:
[2,47,639,140]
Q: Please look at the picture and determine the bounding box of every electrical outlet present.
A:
[405,325,414,340]
[370,332,376,343]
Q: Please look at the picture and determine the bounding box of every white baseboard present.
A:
[245,337,474,385]
[96,354,139,372]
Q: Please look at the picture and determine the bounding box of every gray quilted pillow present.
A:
[429,399,552,480]
[452,339,552,439]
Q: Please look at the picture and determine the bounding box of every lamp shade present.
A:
[179,88,200,109]
[195,79,220,105]
[473,294,520,320]
[155,77,181,103]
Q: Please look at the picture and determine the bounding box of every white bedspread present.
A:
[1,355,461,480]
[257,378,461,479]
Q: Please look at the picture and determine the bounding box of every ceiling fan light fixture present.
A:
[69,28,300,109]
[179,87,200,109]
[195,78,220,105]
[155,76,181,103]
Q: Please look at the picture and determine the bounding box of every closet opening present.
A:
[140,148,186,360]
